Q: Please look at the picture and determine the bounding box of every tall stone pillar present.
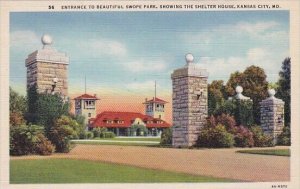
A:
[171,54,208,147]
[260,89,285,142]
[25,34,69,98]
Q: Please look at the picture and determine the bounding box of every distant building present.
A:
[25,34,69,98]
[144,97,167,120]
[74,93,99,125]
[90,111,170,136]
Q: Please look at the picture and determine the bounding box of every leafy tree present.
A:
[160,128,172,146]
[10,112,26,127]
[26,85,70,130]
[250,126,274,147]
[276,57,291,126]
[225,71,244,96]
[197,124,234,148]
[225,66,268,124]
[10,124,54,155]
[208,80,226,115]
[70,114,86,136]
[10,87,27,114]
[26,85,39,123]
[276,126,291,146]
[48,115,81,152]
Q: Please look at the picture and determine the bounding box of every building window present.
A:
[88,113,91,117]
[84,100,95,109]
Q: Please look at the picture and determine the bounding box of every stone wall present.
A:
[260,99,284,140]
[27,61,68,96]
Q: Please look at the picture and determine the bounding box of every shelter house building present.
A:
[87,95,170,136]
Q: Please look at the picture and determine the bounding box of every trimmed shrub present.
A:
[79,131,86,139]
[276,126,291,146]
[232,126,254,147]
[34,134,55,155]
[250,126,274,147]
[215,114,236,131]
[10,124,54,156]
[101,131,115,138]
[160,128,172,146]
[197,124,234,148]
[86,131,94,139]
[48,116,80,153]
[92,127,107,138]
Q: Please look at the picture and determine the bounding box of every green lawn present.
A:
[10,159,233,183]
[96,137,161,142]
[71,140,160,147]
[236,149,290,156]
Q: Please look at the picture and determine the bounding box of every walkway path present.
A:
[12,145,290,182]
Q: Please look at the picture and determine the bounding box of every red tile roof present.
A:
[74,93,99,100]
[144,97,168,104]
[90,111,170,128]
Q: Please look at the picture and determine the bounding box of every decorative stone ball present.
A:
[185,53,194,63]
[236,86,243,93]
[268,89,276,97]
[41,34,53,45]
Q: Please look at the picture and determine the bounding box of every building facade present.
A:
[144,97,167,120]
[25,34,69,98]
[90,111,170,136]
[74,94,99,125]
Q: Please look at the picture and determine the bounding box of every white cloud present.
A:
[88,39,127,57]
[182,21,287,50]
[199,47,286,83]
[247,48,268,62]
[123,59,167,72]
[10,30,40,49]
[234,21,279,35]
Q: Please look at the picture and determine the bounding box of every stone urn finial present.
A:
[234,86,251,100]
[268,89,276,97]
[41,34,53,48]
[185,53,194,65]
[236,86,243,94]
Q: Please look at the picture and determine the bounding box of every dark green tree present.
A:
[35,93,70,132]
[9,87,27,126]
[208,80,226,115]
[9,87,27,114]
[276,57,291,126]
[26,85,70,132]
[225,66,268,124]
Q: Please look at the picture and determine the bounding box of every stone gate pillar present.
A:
[171,54,208,147]
[260,89,285,142]
[25,34,69,97]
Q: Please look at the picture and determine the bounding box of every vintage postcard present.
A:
[0,0,299,189]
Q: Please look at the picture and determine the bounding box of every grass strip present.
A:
[10,158,234,183]
[236,149,290,156]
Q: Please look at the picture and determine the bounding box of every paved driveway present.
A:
[12,145,290,182]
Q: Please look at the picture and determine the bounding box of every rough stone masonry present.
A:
[260,89,285,142]
[171,54,208,147]
[25,34,69,97]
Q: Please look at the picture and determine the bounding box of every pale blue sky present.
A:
[10,11,289,96]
